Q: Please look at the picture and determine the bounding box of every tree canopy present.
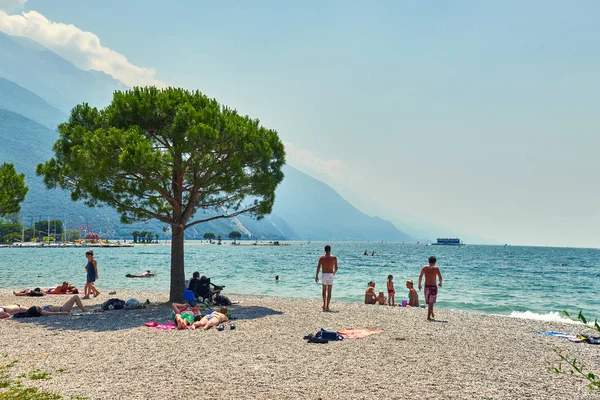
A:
[229,230,242,243]
[0,162,28,217]
[37,87,285,301]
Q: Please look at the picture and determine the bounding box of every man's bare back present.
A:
[315,245,338,311]
[418,256,443,320]
[420,265,442,286]
[319,255,337,274]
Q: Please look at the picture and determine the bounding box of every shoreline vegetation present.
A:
[1,289,599,399]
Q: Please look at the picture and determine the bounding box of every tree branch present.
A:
[184,205,259,229]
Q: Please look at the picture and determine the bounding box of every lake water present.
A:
[1,241,598,321]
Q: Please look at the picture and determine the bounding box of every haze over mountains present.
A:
[0,32,412,242]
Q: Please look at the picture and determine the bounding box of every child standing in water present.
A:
[406,280,419,307]
[387,274,395,306]
[83,250,100,299]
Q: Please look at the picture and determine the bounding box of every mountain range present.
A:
[0,32,412,242]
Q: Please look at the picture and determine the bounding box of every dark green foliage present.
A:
[229,231,242,239]
[0,109,167,240]
[33,220,63,236]
[132,230,154,243]
[37,87,285,300]
[229,230,242,244]
[0,163,28,217]
[0,223,21,241]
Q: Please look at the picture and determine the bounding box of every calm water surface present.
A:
[0,242,598,318]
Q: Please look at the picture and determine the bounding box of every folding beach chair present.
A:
[188,276,224,304]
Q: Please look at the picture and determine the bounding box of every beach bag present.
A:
[101,298,125,311]
[214,294,231,306]
[316,328,344,341]
[124,298,140,310]
[28,289,44,297]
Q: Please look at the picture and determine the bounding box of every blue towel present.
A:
[534,331,576,339]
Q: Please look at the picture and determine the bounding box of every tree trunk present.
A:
[169,225,185,302]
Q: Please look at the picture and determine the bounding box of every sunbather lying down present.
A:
[0,295,87,319]
[171,303,228,330]
[14,282,79,296]
[13,288,45,297]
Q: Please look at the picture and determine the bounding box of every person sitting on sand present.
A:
[365,281,377,304]
[2,295,87,318]
[376,291,386,305]
[406,280,419,307]
[196,307,228,331]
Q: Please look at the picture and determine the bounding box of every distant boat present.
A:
[430,238,465,246]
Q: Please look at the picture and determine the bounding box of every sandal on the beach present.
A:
[303,334,315,340]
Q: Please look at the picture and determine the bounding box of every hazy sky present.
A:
[2,0,599,247]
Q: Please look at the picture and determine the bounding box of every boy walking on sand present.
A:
[418,256,443,320]
[315,245,338,312]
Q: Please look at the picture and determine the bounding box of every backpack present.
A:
[315,328,344,341]
[214,294,231,306]
[101,298,125,311]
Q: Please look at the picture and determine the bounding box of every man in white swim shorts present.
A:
[315,245,338,312]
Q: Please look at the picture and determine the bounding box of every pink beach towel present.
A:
[146,321,194,330]
[337,328,382,339]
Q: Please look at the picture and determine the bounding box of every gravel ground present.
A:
[0,288,599,400]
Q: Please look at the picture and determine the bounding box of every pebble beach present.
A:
[1,289,599,399]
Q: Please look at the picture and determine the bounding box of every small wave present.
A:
[508,310,581,325]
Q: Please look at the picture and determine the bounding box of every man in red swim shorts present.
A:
[418,256,443,321]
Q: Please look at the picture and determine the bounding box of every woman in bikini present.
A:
[196,307,228,331]
[40,295,87,314]
[0,304,29,319]
[1,295,87,319]
[364,281,377,304]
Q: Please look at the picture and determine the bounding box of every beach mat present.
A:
[145,321,193,330]
[337,328,382,339]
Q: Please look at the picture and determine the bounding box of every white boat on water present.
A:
[430,238,465,246]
